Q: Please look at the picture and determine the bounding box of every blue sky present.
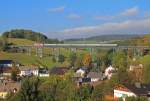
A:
[0,0,150,39]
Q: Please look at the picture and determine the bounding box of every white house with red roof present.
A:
[114,83,150,101]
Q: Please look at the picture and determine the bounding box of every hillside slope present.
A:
[0,52,70,67]
[65,34,141,43]
[8,38,35,45]
[114,34,150,46]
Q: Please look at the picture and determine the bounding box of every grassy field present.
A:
[140,55,150,64]
[0,52,71,68]
[0,48,91,68]
[8,38,35,45]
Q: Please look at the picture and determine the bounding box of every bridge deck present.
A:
[10,44,150,49]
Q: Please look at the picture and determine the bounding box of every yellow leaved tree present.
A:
[82,53,92,68]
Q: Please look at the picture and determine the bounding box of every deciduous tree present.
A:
[82,53,92,68]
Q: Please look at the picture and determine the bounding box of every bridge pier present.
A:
[132,48,143,58]
[27,47,31,56]
[71,48,77,53]
[133,48,137,57]
[11,44,149,59]
[36,47,43,58]
[89,48,96,61]
[53,48,60,61]
[112,48,116,55]
[89,48,92,55]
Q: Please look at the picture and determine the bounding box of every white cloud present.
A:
[120,7,139,17]
[67,14,81,20]
[54,18,150,39]
[94,7,139,21]
[48,6,65,12]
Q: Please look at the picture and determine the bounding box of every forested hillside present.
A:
[65,34,141,43]
[2,29,63,44]
[114,34,150,46]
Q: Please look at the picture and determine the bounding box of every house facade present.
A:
[105,65,115,79]
[129,64,143,71]
[87,72,103,82]
[0,60,13,68]
[19,66,39,76]
[0,60,20,68]
[76,68,86,77]
[114,84,150,101]
[114,85,136,100]
[0,67,12,76]
[39,68,49,77]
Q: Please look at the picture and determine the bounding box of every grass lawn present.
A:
[0,52,70,68]
[140,55,150,64]
[0,47,90,68]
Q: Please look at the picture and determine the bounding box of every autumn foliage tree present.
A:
[82,53,92,68]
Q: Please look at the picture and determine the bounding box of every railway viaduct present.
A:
[10,44,150,58]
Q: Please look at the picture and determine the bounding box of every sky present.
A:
[0,0,150,39]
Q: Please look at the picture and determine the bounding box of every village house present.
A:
[79,77,91,84]
[105,65,116,79]
[114,83,150,101]
[75,67,88,78]
[0,67,12,76]
[39,68,49,77]
[0,60,20,68]
[50,67,69,76]
[129,64,143,71]
[76,72,103,86]
[0,81,21,99]
[19,65,39,76]
[0,60,13,68]
[129,64,143,82]
[87,72,103,82]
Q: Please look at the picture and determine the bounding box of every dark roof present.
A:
[50,67,68,75]
[81,67,88,71]
[81,77,91,83]
[0,67,12,73]
[39,68,49,74]
[125,84,150,96]
[0,60,13,64]
[87,72,102,78]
